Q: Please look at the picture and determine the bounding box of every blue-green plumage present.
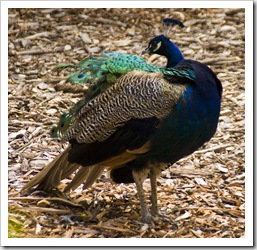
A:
[110,37,222,184]
[109,60,222,183]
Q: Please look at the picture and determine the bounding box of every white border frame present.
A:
[1,1,253,247]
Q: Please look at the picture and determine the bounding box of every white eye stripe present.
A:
[153,41,162,52]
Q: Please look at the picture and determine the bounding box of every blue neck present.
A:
[165,42,184,68]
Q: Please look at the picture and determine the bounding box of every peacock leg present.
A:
[132,170,152,224]
[149,167,159,216]
[150,164,170,222]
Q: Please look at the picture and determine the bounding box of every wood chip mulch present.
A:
[8,8,245,239]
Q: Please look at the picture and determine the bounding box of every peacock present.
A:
[22,42,222,223]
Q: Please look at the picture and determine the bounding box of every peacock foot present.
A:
[151,212,178,229]
[136,211,156,226]
[151,212,171,223]
[137,211,172,226]
[150,206,170,222]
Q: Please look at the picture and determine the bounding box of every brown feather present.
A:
[63,166,91,192]
[22,146,71,193]
[82,166,105,190]
[22,141,151,193]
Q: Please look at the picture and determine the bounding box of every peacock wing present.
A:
[64,70,187,168]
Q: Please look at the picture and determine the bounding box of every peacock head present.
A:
[142,35,171,56]
[143,35,184,68]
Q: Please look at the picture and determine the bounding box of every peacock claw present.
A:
[151,213,170,223]
[137,218,155,228]
[137,211,170,226]
[152,213,178,230]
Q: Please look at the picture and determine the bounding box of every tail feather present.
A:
[61,163,82,179]
[63,166,91,192]
[63,165,105,192]
[82,166,105,190]
[53,64,76,72]
[21,146,105,194]
[21,146,69,193]
[21,146,80,193]
[42,149,70,188]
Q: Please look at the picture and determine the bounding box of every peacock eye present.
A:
[153,41,162,52]
[78,74,84,79]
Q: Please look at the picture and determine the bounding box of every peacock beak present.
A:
[142,47,151,55]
